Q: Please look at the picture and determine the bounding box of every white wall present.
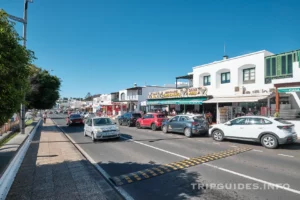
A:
[193,50,274,96]
[119,90,128,101]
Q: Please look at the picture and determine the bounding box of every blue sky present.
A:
[2,0,299,98]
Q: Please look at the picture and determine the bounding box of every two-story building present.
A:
[112,84,175,115]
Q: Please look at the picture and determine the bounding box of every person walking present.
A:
[43,112,47,124]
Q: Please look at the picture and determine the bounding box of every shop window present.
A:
[203,75,211,86]
[287,54,293,74]
[266,58,271,76]
[221,72,230,84]
[243,68,255,83]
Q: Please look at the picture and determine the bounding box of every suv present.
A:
[209,116,297,149]
[136,113,165,131]
[118,112,142,127]
[162,114,209,137]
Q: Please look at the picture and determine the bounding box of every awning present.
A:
[147,97,206,105]
[203,95,269,103]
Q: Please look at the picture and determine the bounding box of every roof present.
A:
[110,92,119,94]
[193,50,272,70]
[203,95,269,103]
[176,74,193,80]
[126,86,144,90]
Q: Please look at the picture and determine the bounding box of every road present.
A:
[51,114,300,200]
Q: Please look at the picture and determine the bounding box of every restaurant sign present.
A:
[278,87,300,93]
[148,87,208,99]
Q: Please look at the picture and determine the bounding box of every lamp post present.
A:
[8,0,33,134]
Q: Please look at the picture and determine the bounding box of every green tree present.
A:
[26,66,61,109]
[0,10,34,126]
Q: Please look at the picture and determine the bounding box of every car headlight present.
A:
[115,126,119,131]
[96,129,103,133]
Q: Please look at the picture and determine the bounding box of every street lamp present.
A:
[8,0,33,134]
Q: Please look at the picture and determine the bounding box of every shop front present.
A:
[203,94,272,124]
[147,87,209,115]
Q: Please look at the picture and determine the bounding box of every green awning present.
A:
[147,97,207,105]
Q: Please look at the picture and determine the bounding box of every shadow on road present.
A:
[98,161,205,200]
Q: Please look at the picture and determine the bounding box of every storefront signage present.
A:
[148,87,208,99]
[278,87,300,93]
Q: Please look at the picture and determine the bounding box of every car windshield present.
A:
[70,114,81,118]
[193,116,205,122]
[93,118,114,126]
[132,113,142,118]
[274,118,292,124]
[157,115,165,118]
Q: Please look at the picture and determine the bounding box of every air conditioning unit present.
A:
[234,86,240,92]
[234,86,244,94]
[265,78,272,84]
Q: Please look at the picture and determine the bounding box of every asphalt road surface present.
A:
[51,114,300,200]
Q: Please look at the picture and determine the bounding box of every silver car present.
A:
[84,117,120,141]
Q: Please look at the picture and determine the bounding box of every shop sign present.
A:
[148,87,208,99]
[278,87,300,93]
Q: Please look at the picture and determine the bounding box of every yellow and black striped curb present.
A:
[110,147,252,186]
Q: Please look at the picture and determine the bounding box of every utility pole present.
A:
[8,0,33,134]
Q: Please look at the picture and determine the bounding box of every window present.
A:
[203,75,211,86]
[287,54,293,74]
[156,115,165,118]
[120,93,125,100]
[271,58,276,76]
[243,68,255,83]
[171,116,179,122]
[148,114,154,118]
[266,58,271,76]
[230,118,246,125]
[263,119,272,124]
[221,72,230,84]
[248,118,265,125]
[179,116,189,121]
[138,89,142,95]
[281,56,286,75]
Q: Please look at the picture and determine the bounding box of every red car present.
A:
[66,114,84,126]
[136,113,166,131]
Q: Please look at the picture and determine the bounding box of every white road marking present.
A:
[252,149,263,152]
[120,135,300,195]
[54,122,134,200]
[230,145,238,148]
[278,154,294,158]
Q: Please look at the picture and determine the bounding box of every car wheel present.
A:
[261,134,278,149]
[212,129,224,141]
[136,122,141,129]
[162,125,168,133]
[151,123,157,131]
[91,132,96,142]
[184,128,192,137]
[127,120,131,127]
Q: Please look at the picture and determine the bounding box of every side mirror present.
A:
[225,121,232,126]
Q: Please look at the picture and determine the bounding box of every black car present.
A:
[162,114,209,137]
[118,112,142,127]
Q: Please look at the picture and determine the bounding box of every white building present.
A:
[115,84,175,114]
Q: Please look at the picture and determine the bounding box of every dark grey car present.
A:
[161,114,209,137]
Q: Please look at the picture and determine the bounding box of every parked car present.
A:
[118,112,142,127]
[84,117,120,141]
[66,114,84,126]
[162,114,209,137]
[136,113,165,131]
[209,116,297,149]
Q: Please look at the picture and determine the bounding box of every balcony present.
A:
[127,95,138,101]
[176,74,193,89]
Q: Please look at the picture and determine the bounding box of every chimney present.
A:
[134,83,137,87]
[223,55,228,60]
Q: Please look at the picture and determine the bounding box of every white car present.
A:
[209,116,297,149]
[84,117,120,141]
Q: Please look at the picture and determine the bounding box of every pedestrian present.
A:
[43,112,47,124]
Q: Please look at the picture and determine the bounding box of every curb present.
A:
[51,119,133,200]
[0,119,42,200]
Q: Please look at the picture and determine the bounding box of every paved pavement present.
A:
[7,119,122,200]
[0,120,38,176]
[52,114,300,200]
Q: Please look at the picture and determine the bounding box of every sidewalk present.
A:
[0,120,39,176]
[7,120,122,200]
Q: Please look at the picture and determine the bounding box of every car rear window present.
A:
[132,113,142,118]
[193,116,205,121]
[70,114,81,118]
[274,118,292,124]
[156,115,165,118]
